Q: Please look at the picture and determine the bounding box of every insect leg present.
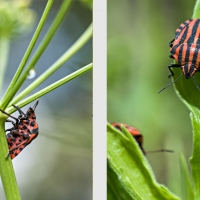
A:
[6,119,18,129]
[169,55,175,59]
[0,109,19,123]
[168,64,181,78]
[169,39,175,47]
[5,127,15,132]
[12,105,27,117]
[33,99,39,111]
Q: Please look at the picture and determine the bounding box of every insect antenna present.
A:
[192,76,200,92]
[146,149,174,154]
[158,73,184,93]
[33,99,39,111]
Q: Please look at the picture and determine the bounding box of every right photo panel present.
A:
[107,0,199,199]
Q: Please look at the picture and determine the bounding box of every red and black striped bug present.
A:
[0,100,39,159]
[159,19,200,93]
[111,122,173,155]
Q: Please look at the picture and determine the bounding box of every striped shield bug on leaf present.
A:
[0,100,39,159]
[159,19,200,93]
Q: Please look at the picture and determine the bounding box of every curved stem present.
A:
[0,117,21,200]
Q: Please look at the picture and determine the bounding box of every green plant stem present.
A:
[6,0,72,108]
[189,107,200,198]
[0,37,10,95]
[1,0,55,110]
[9,23,92,106]
[193,0,200,18]
[18,0,73,85]
[6,63,92,114]
[0,117,21,200]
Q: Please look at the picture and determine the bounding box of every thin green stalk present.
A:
[22,0,73,73]
[0,118,21,200]
[6,63,93,114]
[20,0,73,79]
[5,0,73,108]
[9,23,92,106]
[0,37,10,95]
[1,0,54,110]
[193,0,200,18]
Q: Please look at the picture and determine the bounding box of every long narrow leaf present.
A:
[169,1,200,198]
[107,123,180,200]
[179,153,194,200]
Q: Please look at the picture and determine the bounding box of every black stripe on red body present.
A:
[169,19,200,79]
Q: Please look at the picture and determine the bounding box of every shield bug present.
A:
[111,122,173,155]
[0,100,39,159]
[159,19,200,93]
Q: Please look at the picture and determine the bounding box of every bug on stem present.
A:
[0,100,39,159]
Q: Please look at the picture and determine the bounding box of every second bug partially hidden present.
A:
[111,122,173,155]
[0,100,39,159]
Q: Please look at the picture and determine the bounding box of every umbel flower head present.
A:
[0,0,36,39]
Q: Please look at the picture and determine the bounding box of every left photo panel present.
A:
[0,1,92,200]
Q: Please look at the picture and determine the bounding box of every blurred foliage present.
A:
[0,0,35,39]
[108,0,196,197]
[80,0,92,9]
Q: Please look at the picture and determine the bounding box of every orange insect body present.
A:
[111,122,173,155]
[0,101,39,159]
[111,122,146,154]
[169,19,200,78]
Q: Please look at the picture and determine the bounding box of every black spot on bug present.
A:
[31,128,38,134]
[22,133,29,139]
[8,142,13,147]
[12,138,16,142]
[19,148,23,151]
[30,121,35,126]
[26,120,30,125]
[14,153,18,156]
[18,139,22,143]
[23,126,27,130]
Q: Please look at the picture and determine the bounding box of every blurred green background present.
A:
[0,1,92,199]
[108,0,196,197]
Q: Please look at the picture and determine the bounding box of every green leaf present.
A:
[189,108,200,199]
[169,1,200,199]
[179,153,194,200]
[107,123,180,200]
